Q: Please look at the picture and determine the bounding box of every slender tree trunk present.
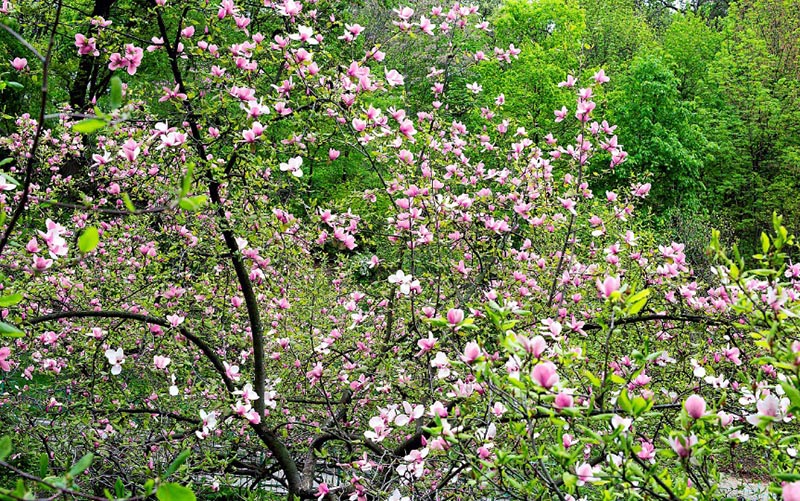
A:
[69,0,115,109]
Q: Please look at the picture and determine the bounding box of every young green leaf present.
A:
[78,227,100,253]
[72,118,107,134]
[68,453,94,477]
[0,293,22,307]
[115,478,125,498]
[178,195,207,212]
[180,163,195,197]
[39,453,49,478]
[156,483,196,501]
[164,450,191,478]
[122,193,136,213]
[110,76,123,110]
[0,321,24,338]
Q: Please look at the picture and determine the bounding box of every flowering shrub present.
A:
[0,1,799,500]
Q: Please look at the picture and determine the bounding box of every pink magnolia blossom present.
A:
[32,255,53,272]
[416,335,437,356]
[108,44,144,75]
[632,182,652,198]
[576,462,599,486]
[10,57,27,71]
[558,75,577,88]
[593,69,610,84]
[669,434,697,458]
[0,174,16,191]
[224,362,241,381]
[596,275,621,299]
[460,341,481,364]
[153,355,171,370]
[684,394,706,419]
[554,392,574,409]
[531,362,559,389]
[104,348,125,375]
[74,34,99,56]
[385,68,405,87]
[784,481,800,501]
[446,308,464,326]
[279,156,303,178]
[0,347,12,372]
[746,394,782,426]
[637,441,656,462]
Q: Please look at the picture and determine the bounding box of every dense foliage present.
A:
[0,0,799,500]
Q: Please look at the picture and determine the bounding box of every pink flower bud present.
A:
[446,308,464,326]
[684,394,706,419]
[532,362,559,389]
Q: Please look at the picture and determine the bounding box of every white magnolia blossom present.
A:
[104,348,125,375]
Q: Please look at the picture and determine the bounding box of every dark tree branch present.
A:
[0,0,62,258]
[27,310,235,392]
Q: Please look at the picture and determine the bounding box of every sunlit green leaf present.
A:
[78,226,100,253]
[72,118,107,134]
[178,195,207,212]
[0,322,23,338]
[156,483,196,501]
[0,293,22,307]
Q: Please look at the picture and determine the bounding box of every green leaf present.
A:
[68,453,94,477]
[110,76,122,110]
[78,226,100,253]
[39,453,49,478]
[628,296,649,315]
[164,450,191,478]
[180,163,195,197]
[0,321,23,338]
[0,293,22,307]
[0,436,11,461]
[0,158,13,167]
[72,118,107,134]
[780,381,800,413]
[122,193,136,213]
[618,388,633,414]
[114,478,125,498]
[156,483,196,501]
[761,232,770,254]
[6,81,23,90]
[178,195,207,212]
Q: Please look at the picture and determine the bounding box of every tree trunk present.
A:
[69,0,115,109]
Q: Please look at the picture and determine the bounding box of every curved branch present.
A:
[27,310,235,393]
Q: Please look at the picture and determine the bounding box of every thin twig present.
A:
[0,0,62,258]
[0,22,45,61]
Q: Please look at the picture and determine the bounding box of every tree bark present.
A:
[69,0,115,109]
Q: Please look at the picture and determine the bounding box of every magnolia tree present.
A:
[0,1,799,500]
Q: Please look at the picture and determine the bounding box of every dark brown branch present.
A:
[153,10,306,498]
[582,314,725,331]
[0,0,62,258]
[27,310,235,393]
